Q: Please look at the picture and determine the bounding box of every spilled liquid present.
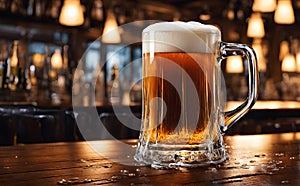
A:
[57,147,298,185]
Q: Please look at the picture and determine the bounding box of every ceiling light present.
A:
[102,9,121,43]
[59,0,84,26]
[247,13,265,38]
[274,0,295,24]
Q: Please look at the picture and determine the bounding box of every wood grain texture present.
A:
[0,133,299,185]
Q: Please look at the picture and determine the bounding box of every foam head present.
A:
[142,21,221,54]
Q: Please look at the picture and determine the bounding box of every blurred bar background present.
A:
[0,0,300,145]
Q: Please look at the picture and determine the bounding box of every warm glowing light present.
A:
[51,50,63,70]
[10,51,18,67]
[279,40,290,61]
[102,10,121,43]
[296,52,300,72]
[247,13,265,38]
[49,70,57,79]
[252,0,276,12]
[274,0,295,24]
[32,53,45,68]
[229,134,272,150]
[199,14,211,21]
[10,40,19,67]
[252,39,266,72]
[281,53,296,72]
[59,0,84,26]
[226,56,244,73]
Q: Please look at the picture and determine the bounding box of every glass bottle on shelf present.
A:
[35,0,43,17]
[0,61,3,89]
[107,63,121,104]
[0,43,8,89]
[17,53,31,91]
[91,0,103,21]
[8,40,19,91]
[27,0,34,16]
[0,0,8,11]
[3,43,10,89]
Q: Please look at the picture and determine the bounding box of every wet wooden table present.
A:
[0,132,299,185]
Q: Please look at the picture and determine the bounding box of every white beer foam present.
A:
[143,21,221,53]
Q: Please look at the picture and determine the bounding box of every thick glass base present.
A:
[134,140,227,168]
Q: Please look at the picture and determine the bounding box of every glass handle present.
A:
[218,41,259,132]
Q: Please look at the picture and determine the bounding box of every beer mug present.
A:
[134,22,258,168]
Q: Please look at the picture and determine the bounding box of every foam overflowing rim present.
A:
[143,21,220,34]
[142,21,221,54]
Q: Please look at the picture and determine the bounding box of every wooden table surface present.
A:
[0,132,299,185]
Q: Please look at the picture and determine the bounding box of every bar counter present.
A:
[0,132,299,185]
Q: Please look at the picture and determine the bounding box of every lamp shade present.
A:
[247,13,265,38]
[252,0,276,12]
[102,10,121,43]
[51,50,63,70]
[226,56,244,73]
[281,54,296,72]
[59,0,84,26]
[274,0,295,24]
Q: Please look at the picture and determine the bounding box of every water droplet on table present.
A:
[275,153,284,157]
[281,180,290,184]
[128,173,136,177]
[120,169,129,174]
[80,159,86,163]
[210,168,217,172]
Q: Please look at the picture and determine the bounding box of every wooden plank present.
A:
[0,133,299,185]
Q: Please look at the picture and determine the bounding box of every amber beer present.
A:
[135,21,258,167]
[142,51,216,144]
